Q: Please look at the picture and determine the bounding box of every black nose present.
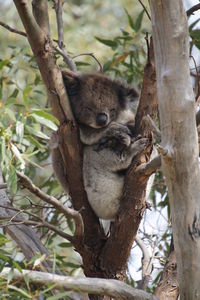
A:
[96,113,108,126]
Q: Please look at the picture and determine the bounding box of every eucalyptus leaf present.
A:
[11,143,26,169]
[25,125,50,140]
[30,113,58,131]
[8,285,32,299]
[95,37,118,49]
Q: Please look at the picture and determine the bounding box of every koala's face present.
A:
[62,70,138,129]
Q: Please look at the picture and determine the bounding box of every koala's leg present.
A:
[50,133,69,194]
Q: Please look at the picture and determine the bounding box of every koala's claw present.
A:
[130,138,148,157]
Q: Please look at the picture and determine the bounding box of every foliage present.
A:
[96,9,148,87]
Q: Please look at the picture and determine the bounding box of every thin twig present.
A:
[53,0,77,71]
[138,0,151,20]
[142,115,161,142]
[135,236,151,289]
[72,52,103,72]
[0,211,73,242]
[53,45,77,71]
[16,171,84,241]
[0,21,27,37]
[187,3,200,17]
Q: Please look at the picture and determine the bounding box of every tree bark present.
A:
[0,267,158,300]
[149,1,200,299]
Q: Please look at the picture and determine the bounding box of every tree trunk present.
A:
[149,1,200,299]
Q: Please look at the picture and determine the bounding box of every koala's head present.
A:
[62,70,139,129]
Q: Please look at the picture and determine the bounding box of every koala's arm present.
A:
[92,137,148,172]
[80,122,133,146]
[51,133,69,194]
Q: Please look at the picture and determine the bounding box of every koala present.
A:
[52,70,149,220]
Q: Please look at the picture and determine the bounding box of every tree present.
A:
[0,0,199,299]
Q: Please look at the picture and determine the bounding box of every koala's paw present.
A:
[130,137,148,157]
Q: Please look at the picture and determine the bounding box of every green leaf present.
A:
[124,9,135,30]
[5,97,18,106]
[11,143,26,169]
[4,107,16,122]
[7,165,17,194]
[13,261,22,273]
[8,285,32,299]
[190,29,200,40]
[65,262,81,269]
[10,88,19,98]
[23,85,32,106]
[31,110,60,125]
[7,268,14,284]
[34,74,41,85]
[16,121,24,144]
[29,113,58,131]
[58,242,72,248]
[189,18,200,32]
[33,254,47,268]
[95,37,118,49]
[47,291,70,300]
[190,30,200,50]
[135,10,145,32]
[0,234,10,246]
[25,125,50,140]
[24,274,30,290]
[0,252,10,262]
[0,59,10,70]
[26,135,43,148]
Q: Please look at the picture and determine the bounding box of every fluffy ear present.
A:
[117,83,139,108]
[62,69,80,96]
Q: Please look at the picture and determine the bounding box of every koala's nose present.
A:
[96,113,108,126]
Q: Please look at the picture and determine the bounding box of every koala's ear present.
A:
[118,84,139,108]
[62,69,80,96]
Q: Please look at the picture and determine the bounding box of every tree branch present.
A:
[32,0,50,34]
[138,0,151,20]
[0,267,158,300]
[53,0,77,71]
[16,171,83,241]
[0,21,27,37]
[98,37,158,279]
[13,0,105,281]
[0,206,74,243]
[135,236,152,290]
[186,3,200,17]
[72,52,103,72]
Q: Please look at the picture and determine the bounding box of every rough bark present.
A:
[155,244,179,300]
[149,1,200,299]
